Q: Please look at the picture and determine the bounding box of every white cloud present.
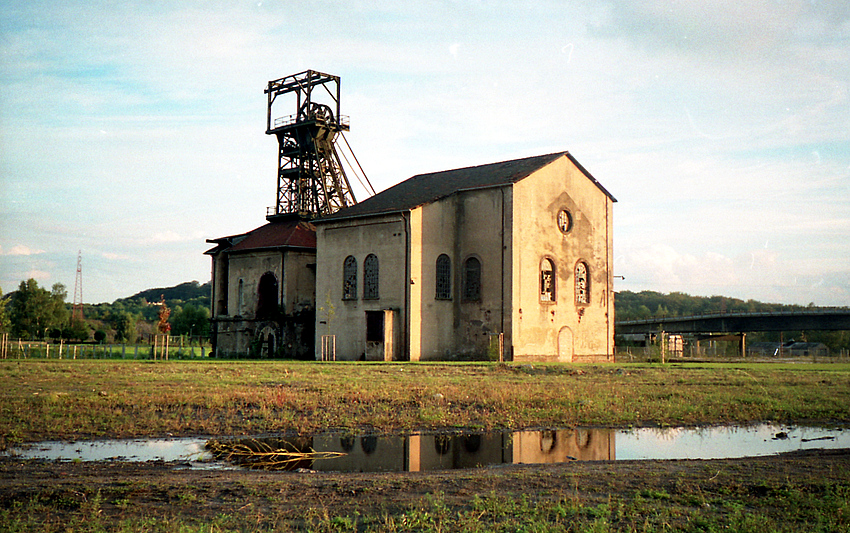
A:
[4,245,46,256]
[621,244,736,291]
[101,252,131,261]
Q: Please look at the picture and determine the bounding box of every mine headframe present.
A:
[265,70,357,220]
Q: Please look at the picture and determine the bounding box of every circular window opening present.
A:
[557,209,573,234]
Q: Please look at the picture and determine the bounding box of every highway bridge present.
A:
[616,309,850,335]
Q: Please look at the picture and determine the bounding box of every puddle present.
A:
[5,424,848,472]
[5,437,215,465]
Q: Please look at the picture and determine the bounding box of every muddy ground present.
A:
[1,448,848,530]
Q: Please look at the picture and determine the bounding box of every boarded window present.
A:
[435,254,452,300]
[463,257,481,301]
[363,254,379,300]
[541,258,555,302]
[575,262,589,305]
[343,256,357,300]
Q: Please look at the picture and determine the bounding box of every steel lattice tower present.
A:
[72,250,83,321]
[265,70,357,219]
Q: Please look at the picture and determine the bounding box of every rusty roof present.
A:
[205,218,316,255]
[315,151,615,223]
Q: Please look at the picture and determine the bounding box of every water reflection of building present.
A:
[407,432,507,471]
[511,428,615,463]
[300,428,616,473]
[312,434,406,472]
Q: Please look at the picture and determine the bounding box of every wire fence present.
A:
[0,333,210,360]
[614,345,850,363]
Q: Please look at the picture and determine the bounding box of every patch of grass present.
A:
[1,360,849,444]
[2,453,849,532]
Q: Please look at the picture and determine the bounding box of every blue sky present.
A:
[1,0,848,306]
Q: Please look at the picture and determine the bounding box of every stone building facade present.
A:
[313,151,616,362]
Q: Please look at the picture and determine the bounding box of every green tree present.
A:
[635,305,652,320]
[0,286,10,333]
[9,279,69,339]
[169,304,210,338]
[113,312,136,343]
[63,318,90,342]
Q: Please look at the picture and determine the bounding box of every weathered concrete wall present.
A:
[511,156,614,361]
[281,250,317,314]
[211,253,229,317]
[227,251,282,318]
[210,248,317,358]
[408,187,512,360]
[315,215,406,360]
[454,187,512,358]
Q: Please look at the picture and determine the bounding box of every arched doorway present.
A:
[558,326,574,362]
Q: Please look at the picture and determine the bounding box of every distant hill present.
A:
[117,281,211,306]
[614,290,815,322]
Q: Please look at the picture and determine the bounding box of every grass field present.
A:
[2,359,849,446]
[1,359,849,532]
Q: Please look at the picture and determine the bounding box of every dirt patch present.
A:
[1,449,848,530]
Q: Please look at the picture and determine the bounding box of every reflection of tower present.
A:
[72,251,83,321]
[265,70,367,219]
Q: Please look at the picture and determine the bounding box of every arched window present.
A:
[343,256,357,300]
[575,261,589,305]
[256,272,279,318]
[540,258,555,302]
[363,254,379,300]
[463,257,481,301]
[435,254,452,300]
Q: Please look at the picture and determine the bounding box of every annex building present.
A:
[205,218,318,359]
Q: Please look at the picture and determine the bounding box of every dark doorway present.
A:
[267,333,275,357]
[256,272,279,318]
[366,311,384,343]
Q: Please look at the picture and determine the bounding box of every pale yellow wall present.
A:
[409,199,457,360]
[511,156,614,361]
[454,187,512,358]
[408,188,513,360]
[315,215,407,360]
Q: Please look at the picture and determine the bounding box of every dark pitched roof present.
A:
[316,151,615,223]
[205,218,316,255]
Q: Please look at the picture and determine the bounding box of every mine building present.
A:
[206,70,616,361]
[314,151,616,362]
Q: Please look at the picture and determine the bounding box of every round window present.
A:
[557,209,573,233]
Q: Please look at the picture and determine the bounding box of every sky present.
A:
[1,0,848,306]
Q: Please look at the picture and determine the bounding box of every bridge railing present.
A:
[616,307,850,327]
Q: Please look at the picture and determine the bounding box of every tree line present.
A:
[614,290,823,321]
[0,279,211,344]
